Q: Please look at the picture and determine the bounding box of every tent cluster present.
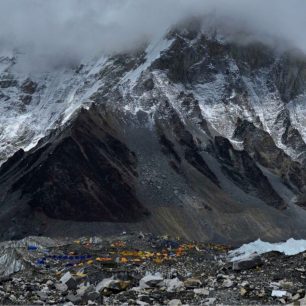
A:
[26,237,230,274]
[29,240,206,268]
[105,242,200,264]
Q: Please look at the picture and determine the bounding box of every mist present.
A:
[0,0,305,71]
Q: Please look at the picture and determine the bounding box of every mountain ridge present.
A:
[1,22,306,243]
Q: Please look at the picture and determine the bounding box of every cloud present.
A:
[0,0,305,71]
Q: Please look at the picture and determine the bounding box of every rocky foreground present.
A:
[0,233,306,305]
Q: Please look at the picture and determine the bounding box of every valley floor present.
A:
[0,233,305,305]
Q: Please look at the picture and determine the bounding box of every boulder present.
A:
[164,278,184,292]
[279,280,294,290]
[67,293,82,303]
[240,281,250,288]
[232,255,263,271]
[205,298,217,305]
[76,284,95,297]
[60,272,77,290]
[139,273,164,289]
[292,293,301,301]
[36,291,48,301]
[240,287,248,297]
[46,280,54,286]
[194,288,210,296]
[82,290,102,304]
[96,277,130,293]
[223,279,234,288]
[183,277,202,288]
[168,299,182,306]
[55,283,68,292]
[295,296,306,305]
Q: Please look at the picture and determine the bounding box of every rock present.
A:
[223,279,234,288]
[46,280,54,286]
[298,289,306,295]
[183,277,202,288]
[256,288,266,298]
[96,278,114,292]
[164,278,184,292]
[136,300,150,306]
[143,78,155,91]
[292,293,301,301]
[296,296,306,305]
[232,255,263,271]
[295,267,305,272]
[279,280,294,289]
[240,287,248,297]
[139,273,164,289]
[216,273,227,280]
[41,286,49,293]
[77,284,94,297]
[205,298,217,305]
[60,272,77,290]
[169,269,180,278]
[96,278,130,293]
[194,288,210,296]
[138,295,152,304]
[83,290,102,304]
[168,299,182,306]
[63,303,74,306]
[240,281,250,288]
[67,293,82,303]
[36,291,48,301]
[55,283,68,292]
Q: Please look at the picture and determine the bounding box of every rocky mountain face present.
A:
[1,22,306,243]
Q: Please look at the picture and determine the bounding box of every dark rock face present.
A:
[271,53,306,103]
[159,134,181,164]
[0,149,25,176]
[233,119,306,194]
[282,126,306,154]
[21,79,37,95]
[0,78,18,89]
[178,92,212,137]
[155,100,219,186]
[214,136,286,209]
[274,109,306,162]
[229,42,275,71]
[152,34,228,85]
[233,119,288,170]
[0,107,148,222]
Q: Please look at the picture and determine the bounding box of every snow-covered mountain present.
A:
[0,53,110,163]
[1,22,306,243]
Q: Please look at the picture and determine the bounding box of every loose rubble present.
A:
[0,233,305,305]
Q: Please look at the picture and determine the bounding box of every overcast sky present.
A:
[0,0,305,70]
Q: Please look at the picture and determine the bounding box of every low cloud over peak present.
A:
[0,0,305,71]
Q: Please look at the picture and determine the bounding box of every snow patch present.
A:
[122,37,174,86]
[288,95,306,144]
[229,238,306,261]
[271,290,287,298]
[229,89,236,100]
